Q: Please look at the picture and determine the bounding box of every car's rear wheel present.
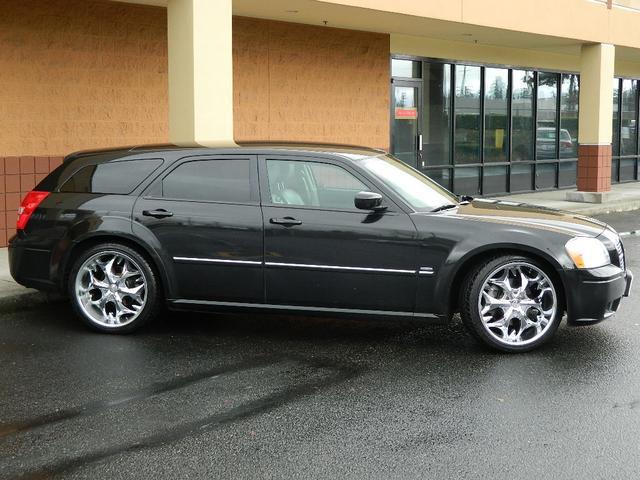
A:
[68,243,161,333]
[460,255,563,353]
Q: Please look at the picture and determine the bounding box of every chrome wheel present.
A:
[74,250,147,328]
[478,262,557,346]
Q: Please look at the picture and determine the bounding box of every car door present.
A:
[259,154,419,313]
[132,155,263,303]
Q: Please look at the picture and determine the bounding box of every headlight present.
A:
[565,237,611,269]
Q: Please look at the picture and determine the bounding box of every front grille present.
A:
[614,236,625,270]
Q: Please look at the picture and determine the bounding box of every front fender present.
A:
[418,230,571,318]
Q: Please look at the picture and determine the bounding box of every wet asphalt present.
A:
[1,211,640,479]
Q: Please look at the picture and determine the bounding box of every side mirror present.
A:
[355,191,387,212]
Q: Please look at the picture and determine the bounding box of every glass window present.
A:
[613,78,621,157]
[425,167,451,191]
[391,59,421,78]
[621,79,638,156]
[559,161,577,187]
[162,159,252,203]
[560,74,579,158]
[454,65,481,164]
[512,70,534,161]
[454,166,481,195]
[483,165,508,194]
[358,154,458,211]
[536,163,557,189]
[536,72,559,160]
[266,160,366,209]
[620,158,636,181]
[422,63,451,166]
[60,159,163,194]
[511,163,534,192]
[392,85,419,166]
[484,68,509,162]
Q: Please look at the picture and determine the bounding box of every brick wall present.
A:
[0,156,64,246]
[233,17,390,150]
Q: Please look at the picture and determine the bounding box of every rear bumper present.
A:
[564,264,633,325]
[8,237,57,292]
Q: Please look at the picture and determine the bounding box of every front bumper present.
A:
[564,264,633,325]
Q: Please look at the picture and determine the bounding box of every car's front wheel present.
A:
[460,255,563,352]
[68,243,161,333]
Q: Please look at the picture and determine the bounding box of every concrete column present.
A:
[167,0,235,147]
[568,43,615,203]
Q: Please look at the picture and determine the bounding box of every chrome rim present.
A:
[74,250,147,328]
[477,262,557,346]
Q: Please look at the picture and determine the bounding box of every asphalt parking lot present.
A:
[1,211,640,480]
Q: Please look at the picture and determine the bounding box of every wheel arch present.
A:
[61,233,173,299]
[444,244,567,318]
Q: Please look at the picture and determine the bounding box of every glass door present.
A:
[391,80,422,168]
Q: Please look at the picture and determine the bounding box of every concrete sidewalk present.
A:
[491,182,640,216]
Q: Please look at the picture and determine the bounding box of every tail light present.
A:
[17,191,49,231]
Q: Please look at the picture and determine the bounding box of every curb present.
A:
[574,200,640,216]
[0,290,65,315]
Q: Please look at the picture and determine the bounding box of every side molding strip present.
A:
[173,257,262,266]
[172,257,429,276]
[265,262,415,275]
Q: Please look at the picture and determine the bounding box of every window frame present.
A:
[258,154,396,214]
[142,154,259,206]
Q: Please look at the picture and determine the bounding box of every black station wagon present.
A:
[8,143,633,352]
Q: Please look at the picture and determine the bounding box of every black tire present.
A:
[68,242,162,333]
[459,255,563,353]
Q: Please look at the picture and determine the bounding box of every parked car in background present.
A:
[8,143,633,352]
[536,127,576,159]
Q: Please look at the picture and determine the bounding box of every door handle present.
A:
[270,216,302,226]
[142,209,173,219]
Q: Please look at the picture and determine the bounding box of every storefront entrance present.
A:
[391,80,422,169]
[390,57,581,196]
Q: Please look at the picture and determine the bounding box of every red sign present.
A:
[395,107,417,119]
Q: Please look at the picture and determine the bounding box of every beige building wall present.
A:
[0,0,169,157]
[233,17,390,150]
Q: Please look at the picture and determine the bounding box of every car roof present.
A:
[64,142,386,163]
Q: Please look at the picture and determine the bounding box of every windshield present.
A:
[358,154,459,211]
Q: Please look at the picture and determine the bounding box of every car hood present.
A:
[429,199,608,238]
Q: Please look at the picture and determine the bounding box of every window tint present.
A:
[266,160,367,209]
[454,65,481,164]
[60,159,162,194]
[512,70,534,161]
[536,72,559,160]
[560,73,579,158]
[162,159,252,203]
[484,68,509,163]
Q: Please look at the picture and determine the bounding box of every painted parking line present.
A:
[619,231,639,237]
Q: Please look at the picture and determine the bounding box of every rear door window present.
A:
[161,159,254,203]
[60,159,163,194]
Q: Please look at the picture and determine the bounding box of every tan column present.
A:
[167,0,235,147]
[575,43,615,196]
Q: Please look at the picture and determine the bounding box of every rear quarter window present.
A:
[59,159,163,194]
